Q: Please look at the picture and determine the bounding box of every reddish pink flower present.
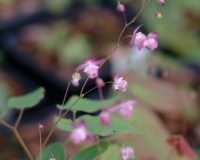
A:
[100,111,111,126]
[157,0,165,5]
[118,100,136,119]
[120,146,135,160]
[69,121,89,144]
[75,58,104,79]
[72,72,81,87]
[167,135,196,160]
[96,77,105,88]
[117,2,125,13]
[113,76,127,92]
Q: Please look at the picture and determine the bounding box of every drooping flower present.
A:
[118,100,136,119]
[100,111,111,126]
[120,146,135,160]
[69,120,89,144]
[143,32,158,51]
[133,32,147,50]
[96,77,105,88]
[130,26,158,51]
[117,1,125,13]
[75,58,104,79]
[72,72,81,87]
[113,76,128,92]
[157,0,165,5]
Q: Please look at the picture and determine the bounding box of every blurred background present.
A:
[0,0,200,159]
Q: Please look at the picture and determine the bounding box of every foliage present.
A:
[8,87,45,109]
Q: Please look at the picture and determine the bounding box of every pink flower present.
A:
[133,32,147,50]
[117,2,125,13]
[130,26,158,51]
[75,59,104,79]
[100,111,111,126]
[69,121,89,144]
[157,0,165,5]
[143,32,158,51]
[72,72,81,87]
[96,77,105,88]
[118,100,136,119]
[113,76,127,92]
[120,146,135,160]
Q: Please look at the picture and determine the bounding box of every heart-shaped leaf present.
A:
[57,115,141,136]
[60,96,120,113]
[37,142,66,160]
[8,87,45,109]
[70,141,109,160]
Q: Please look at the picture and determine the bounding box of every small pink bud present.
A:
[120,146,135,160]
[100,111,111,126]
[157,0,165,5]
[113,76,127,92]
[38,123,44,129]
[117,2,125,13]
[72,72,81,87]
[96,78,105,88]
[69,121,88,144]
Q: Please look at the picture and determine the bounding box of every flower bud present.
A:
[100,111,111,126]
[117,2,125,13]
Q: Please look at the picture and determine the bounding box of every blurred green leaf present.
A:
[58,35,92,66]
[61,95,120,113]
[8,87,45,109]
[37,142,66,160]
[40,22,69,52]
[70,141,109,160]
[0,82,12,116]
[45,0,71,14]
[57,115,141,136]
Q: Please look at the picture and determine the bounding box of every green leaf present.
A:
[57,115,141,136]
[8,87,45,109]
[61,96,119,113]
[37,142,66,160]
[70,141,109,160]
[0,82,12,117]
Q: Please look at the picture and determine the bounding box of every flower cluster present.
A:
[68,1,161,159]
[130,27,158,51]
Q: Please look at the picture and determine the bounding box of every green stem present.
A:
[15,109,24,128]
